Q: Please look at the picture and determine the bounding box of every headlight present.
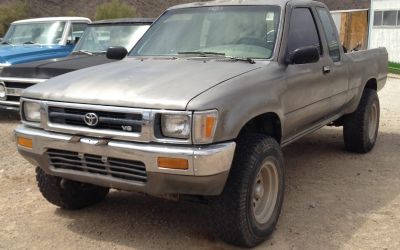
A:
[193,110,218,144]
[161,114,191,139]
[0,83,5,100]
[23,101,41,122]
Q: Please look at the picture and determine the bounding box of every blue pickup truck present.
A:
[0,17,91,72]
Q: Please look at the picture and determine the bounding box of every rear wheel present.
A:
[343,89,380,153]
[36,167,109,210]
[209,134,285,247]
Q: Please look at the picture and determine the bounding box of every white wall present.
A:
[373,0,400,10]
[370,28,400,62]
[370,0,400,63]
[331,13,341,32]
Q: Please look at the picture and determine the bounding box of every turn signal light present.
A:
[205,116,216,138]
[158,157,189,170]
[17,137,33,149]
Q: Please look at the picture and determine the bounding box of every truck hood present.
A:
[0,54,114,79]
[23,57,262,110]
[0,44,65,64]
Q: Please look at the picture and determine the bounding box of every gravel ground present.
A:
[0,78,399,250]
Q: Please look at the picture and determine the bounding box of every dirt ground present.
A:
[0,78,399,250]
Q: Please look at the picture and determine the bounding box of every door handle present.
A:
[323,66,331,74]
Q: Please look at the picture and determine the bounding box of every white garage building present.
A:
[369,0,400,63]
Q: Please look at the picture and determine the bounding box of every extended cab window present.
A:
[287,8,321,57]
[317,7,341,62]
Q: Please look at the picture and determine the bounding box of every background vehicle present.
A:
[0,18,153,111]
[0,17,90,72]
[15,0,387,247]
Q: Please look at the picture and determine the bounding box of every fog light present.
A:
[158,157,189,170]
[17,137,33,149]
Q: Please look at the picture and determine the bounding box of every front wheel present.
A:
[36,167,109,210]
[343,89,380,153]
[209,134,285,248]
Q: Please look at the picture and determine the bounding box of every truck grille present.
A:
[47,149,147,183]
[1,78,44,103]
[4,81,36,89]
[48,107,143,133]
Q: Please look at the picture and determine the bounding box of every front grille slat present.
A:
[4,81,36,88]
[47,149,147,183]
[48,107,143,133]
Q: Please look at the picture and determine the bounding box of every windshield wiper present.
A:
[226,56,256,64]
[178,51,226,57]
[73,50,93,55]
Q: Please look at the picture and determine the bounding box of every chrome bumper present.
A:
[15,125,236,195]
[0,100,19,111]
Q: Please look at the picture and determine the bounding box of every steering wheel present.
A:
[236,36,272,49]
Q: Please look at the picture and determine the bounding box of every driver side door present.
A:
[282,7,335,141]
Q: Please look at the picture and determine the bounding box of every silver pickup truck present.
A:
[15,0,388,247]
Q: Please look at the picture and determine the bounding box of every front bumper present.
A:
[0,100,19,111]
[15,125,236,196]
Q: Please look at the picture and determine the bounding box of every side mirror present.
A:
[106,46,128,60]
[67,36,80,45]
[285,46,320,65]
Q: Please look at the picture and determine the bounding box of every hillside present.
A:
[0,0,370,20]
[0,0,206,19]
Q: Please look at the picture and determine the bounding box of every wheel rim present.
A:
[251,159,279,225]
[368,103,378,141]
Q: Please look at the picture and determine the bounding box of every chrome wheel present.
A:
[368,103,378,141]
[252,159,279,224]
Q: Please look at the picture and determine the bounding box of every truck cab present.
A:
[0,17,91,71]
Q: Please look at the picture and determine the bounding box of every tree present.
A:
[95,0,137,20]
[0,1,29,36]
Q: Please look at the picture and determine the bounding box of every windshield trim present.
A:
[129,5,282,61]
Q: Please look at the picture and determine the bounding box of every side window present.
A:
[317,7,341,62]
[70,23,88,41]
[287,8,321,57]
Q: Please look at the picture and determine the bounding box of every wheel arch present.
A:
[237,112,283,143]
[343,77,378,115]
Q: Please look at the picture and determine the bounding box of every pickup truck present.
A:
[0,17,90,71]
[15,0,388,247]
[0,18,154,111]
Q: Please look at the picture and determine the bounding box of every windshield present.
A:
[3,21,66,45]
[74,24,151,53]
[131,6,281,59]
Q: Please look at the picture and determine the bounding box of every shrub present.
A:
[389,62,400,75]
[0,1,29,36]
[95,0,137,20]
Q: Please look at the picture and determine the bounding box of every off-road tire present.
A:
[36,167,109,210]
[343,89,380,153]
[209,134,285,248]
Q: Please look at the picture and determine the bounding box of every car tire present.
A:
[343,88,380,153]
[36,167,109,210]
[209,134,285,248]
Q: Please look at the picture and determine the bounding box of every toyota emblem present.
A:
[84,113,99,127]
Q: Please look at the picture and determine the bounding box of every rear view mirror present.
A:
[106,47,128,60]
[286,46,320,65]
